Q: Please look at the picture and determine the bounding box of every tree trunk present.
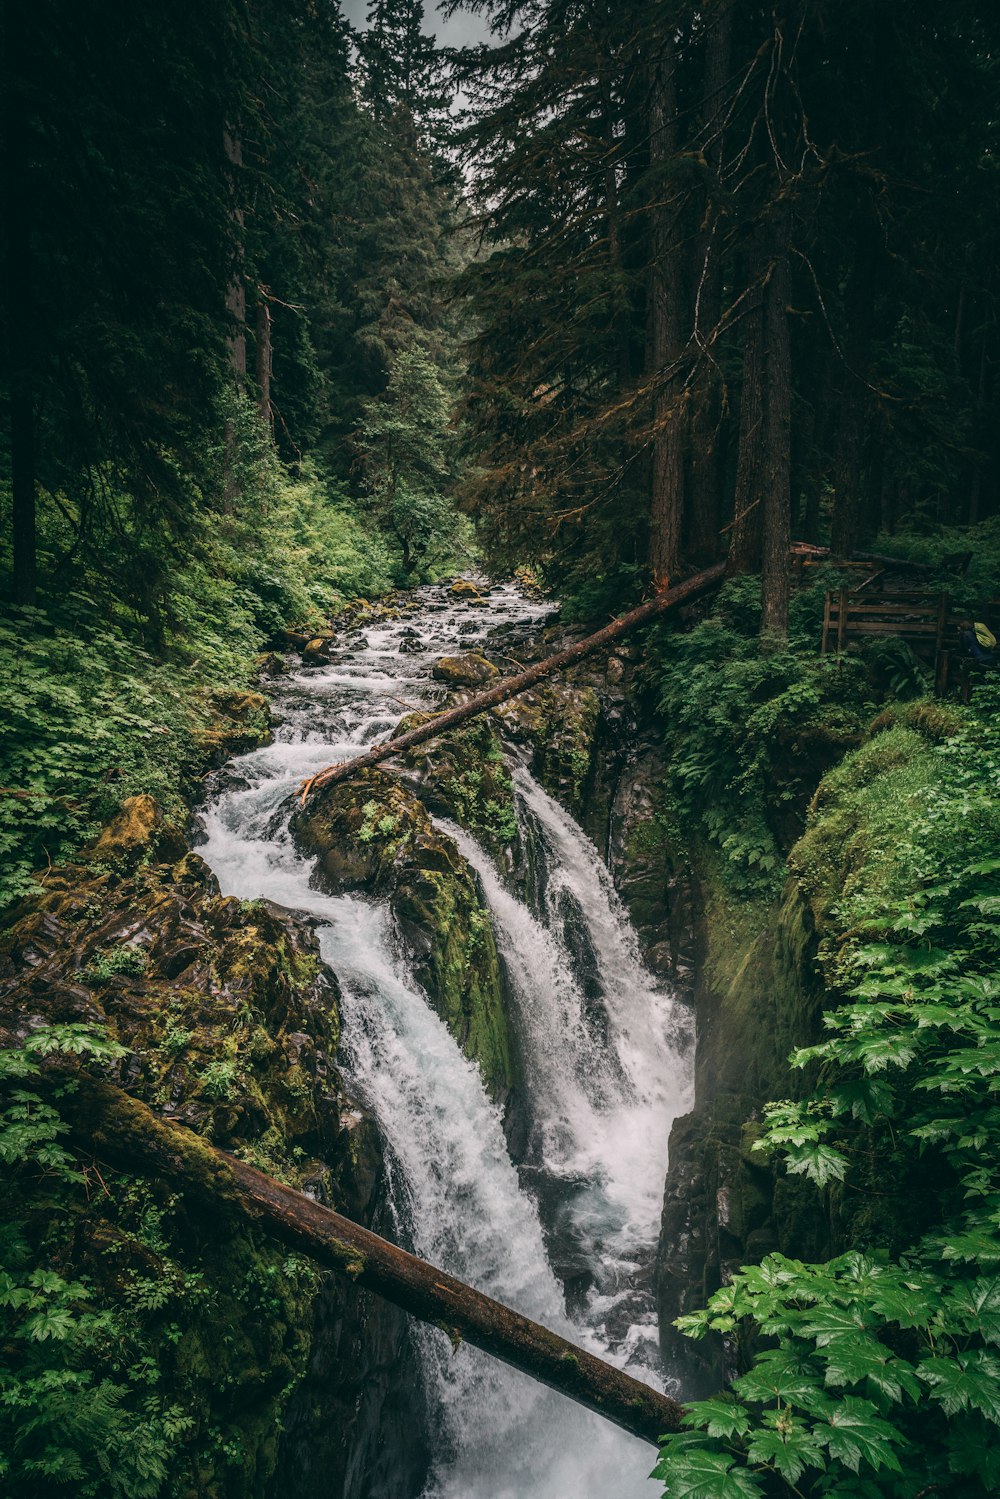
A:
[726,229,768,574]
[300,562,726,801]
[4,0,36,606]
[760,236,792,639]
[600,88,632,391]
[256,293,273,431]
[829,387,866,557]
[647,42,686,589]
[968,331,989,526]
[59,1072,685,1448]
[829,237,876,557]
[687,0,734,563]
[223,128,247,382]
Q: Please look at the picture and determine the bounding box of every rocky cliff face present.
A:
[653,877,829,1395]
[0,795,426,1499]
[292,768,516,1107]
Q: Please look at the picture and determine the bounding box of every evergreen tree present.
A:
[451,0,1000,625]
[357,347,462,577]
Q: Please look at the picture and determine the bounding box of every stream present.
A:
[198,581,693,1498]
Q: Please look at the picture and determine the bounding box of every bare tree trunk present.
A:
[223,128,247,383]
[299,562,726,801]
[256,293,273,431]
[726,229,768,574]
[599,74,632,392]
[968,331,989,526]
[760,238,792,638]
[687,0,734,563]
[829,239,875,557]
[647,42,686,589]
[4,0,36,606]
[828,388,865,557]
[59,1072,685,1447]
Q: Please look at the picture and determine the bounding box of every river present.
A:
[198,580,693,1498]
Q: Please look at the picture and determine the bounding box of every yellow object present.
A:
[974,621,997,650]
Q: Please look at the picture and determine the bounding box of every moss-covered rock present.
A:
[292,770,516,1102]
[397,713,519,858]
[656,870,827,1394]
[432,652,499,688]
[656,708,962,1394]
[194,689,272,768]
[497,681,601,814]
[448,579,484,599]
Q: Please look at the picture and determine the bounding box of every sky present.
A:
[340,0,491,48]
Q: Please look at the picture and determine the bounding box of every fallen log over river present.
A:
[62,1072,685,1446]
[299,561,726,802]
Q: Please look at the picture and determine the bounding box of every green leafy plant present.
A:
[657,692,1000,1496]
[82,945,149,985]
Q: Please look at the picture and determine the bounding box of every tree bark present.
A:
[829,236,876,557]
[223,128,247,382]
[726,229,768,575]
[256,293,273,430]
[3,0,36,606]
[300,562,726,802]
[647,41,686,589]
[687,0,734,564]
[60,1073,685,1448]
[760,235,792,638]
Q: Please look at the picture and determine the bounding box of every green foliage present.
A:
[82,946,149,986]
[652,578,877,896]
[866,518,1000,616]
[0,1024,319,1497]
[0,399,399,915]
[0,1025,126,1186]
[658,690,1000,1496]
[356,348,475,581]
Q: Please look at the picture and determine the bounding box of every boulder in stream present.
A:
[432,651,500,688]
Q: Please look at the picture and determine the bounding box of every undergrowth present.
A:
[651,575,939,898]
[0,398,397,913]
[655,680,1000,1497]
[0,1023,318,1497]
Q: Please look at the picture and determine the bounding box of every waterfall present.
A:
[197,583,691,1498]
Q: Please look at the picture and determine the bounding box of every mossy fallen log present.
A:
[62,1073,684,1446]
[299,562,726,803]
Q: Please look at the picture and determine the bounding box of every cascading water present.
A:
[197,582,692,1498]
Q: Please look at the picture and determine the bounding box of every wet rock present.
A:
[302,635,336,664]
[398,635,424,654]
[292,770,516,1103]
[86,794,163,867]
[497,681,601,815]
[257,650,289,678]
[448,578,480,598]
[432,652,500,688]
[194,689,272,767]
